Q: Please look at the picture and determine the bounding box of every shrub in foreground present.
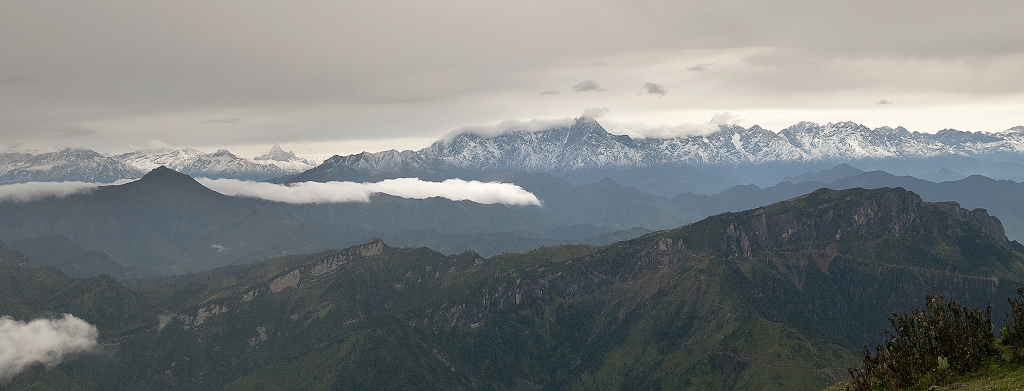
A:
[846,294,993,390]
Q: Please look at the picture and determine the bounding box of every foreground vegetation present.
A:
[832,289,1024,390]
[6,187,1024,390]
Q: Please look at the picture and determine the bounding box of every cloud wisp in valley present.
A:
[0,314,99,382]
[0,180,131,204]
[196,178,543,206]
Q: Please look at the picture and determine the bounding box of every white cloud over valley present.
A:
[0,314,99,382]
[196,178,543,206]
[441,118,576,143]
[0,180,131,204]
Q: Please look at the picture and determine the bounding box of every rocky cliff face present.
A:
[10,187,1024,390]
[713,188,1011,260]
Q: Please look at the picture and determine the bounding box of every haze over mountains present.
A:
[3,119,1024,193]
[5,161,1024,283]
[5,118,1024,389]
[5,187,1024,389]
[295,118,1024,194]
[4,117,1024,279]
[0,145,318,185]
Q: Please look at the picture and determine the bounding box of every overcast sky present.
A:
[3,1,1023,158]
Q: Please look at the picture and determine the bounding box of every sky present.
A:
[2,0,1023,159]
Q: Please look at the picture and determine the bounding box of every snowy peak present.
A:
[0,146,320,185]
[255,145,305,163]
[115,146,316,181]
[0,148,143,184]
[115,148,207,172]
[305,120,1024,181]
[252,145,317,172]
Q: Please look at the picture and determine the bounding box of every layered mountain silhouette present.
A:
[292,119,1024,194]
[5,165,1024,278]
[0,167,654,276]
[4,120,1024,195]
[6,187,1024,390]
[0,167,371,276]
[0,145,317,185]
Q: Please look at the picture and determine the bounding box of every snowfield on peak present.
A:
[113,146,317,180]
[0,146,318,184]
[299,119,1024,181]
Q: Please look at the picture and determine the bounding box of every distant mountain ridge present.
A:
[0,167,653,276]
[7,163,1024,278]
[8,186,1024,389]
[114,146,317,181]
[0,145,317,184]
[293,119,1024,186]
[0,148,144,184]
[4,121,1024,193]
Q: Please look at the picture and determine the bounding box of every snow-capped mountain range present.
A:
[4,119,1024,189]
[114,146,318,180]
[0,145,318,185]
[292,118,1024,182]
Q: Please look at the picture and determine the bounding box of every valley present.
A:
[4,186,1024,389]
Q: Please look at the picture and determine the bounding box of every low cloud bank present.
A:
[0,180,131,204]
[197,178,543,206]
[603,122,721,139]
[0,314,99,382]
[441,118,576,143]
[439,110,740,143]
[441,109,610,143]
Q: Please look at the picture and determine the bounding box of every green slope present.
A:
[6,187,1024,390]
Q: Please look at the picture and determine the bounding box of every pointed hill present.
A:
[0,167,659,276]
[0,167,376,276]
[10,187,1024,390]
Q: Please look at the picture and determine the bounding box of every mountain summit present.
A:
[8,186,1024,389]
[292,120,1024,187]
[115,147,315,180]
[255,145,299,162]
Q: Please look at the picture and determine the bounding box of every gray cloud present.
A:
[441,118,576,143]
[539,90,560,95]
[44,125,97,139]
[0,180,131,204]
[581,107,610,119]
[0,314,99,382]
[1,1,1023,153]
[875,99,893,105]
[197,178,543,206]
[642,82,667,96]
[710,112,741,125]
[572,80,603,92]
[602,121,720,139]
[0,76,39,87]
[687,63,714,72]
[200,118,244,125]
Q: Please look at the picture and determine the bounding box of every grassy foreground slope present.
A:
[5,187,1024,390]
